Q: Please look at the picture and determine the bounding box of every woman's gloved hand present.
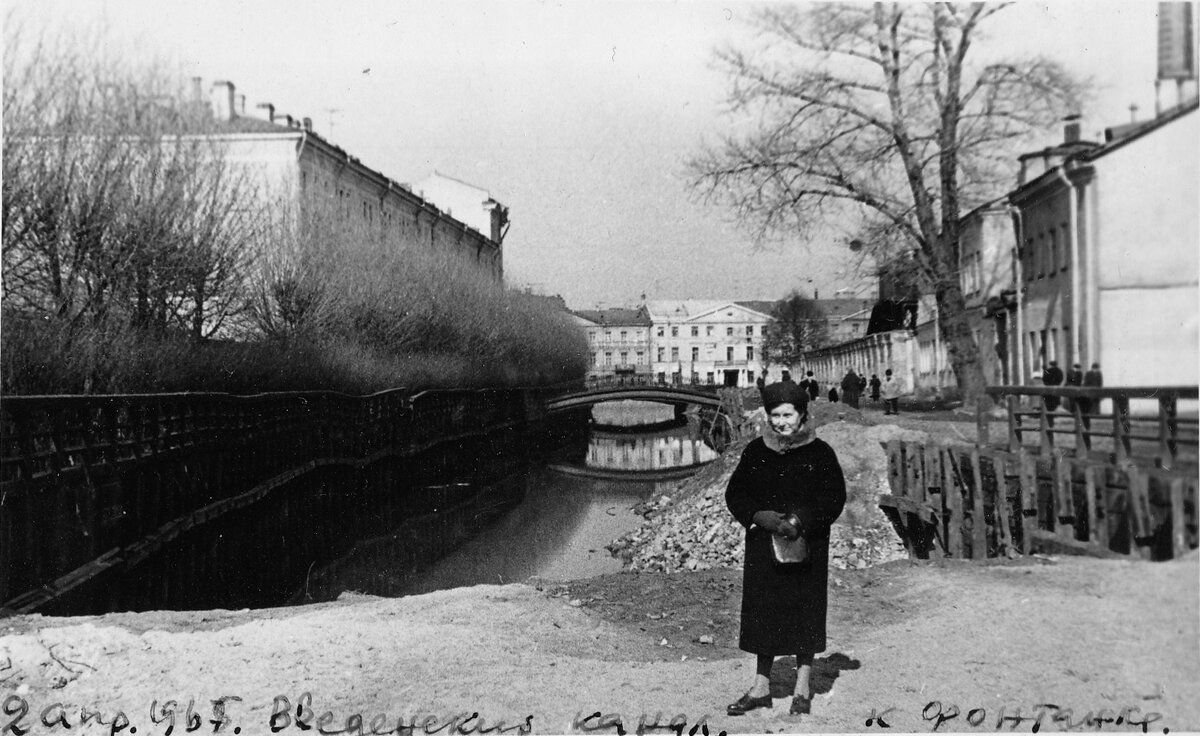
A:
[752,510,800,539]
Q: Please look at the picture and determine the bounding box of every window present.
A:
[746,325,754,336]
[636,351,644,365]
[657,327,664,337]
[670,347,679,361]
[657,348,665,362]
[706,326,713,336]
[691,347,699,362]
[604,352,613,366]
[620,351,628,364]
[620,330,627,341]
[691,326,699,337]
[726,326,734,337]
[727,346,735,361]
[747,370,755,384]
[604,330,611,339]
[592,352,599,366]
[671,326,679,337]
[747,346,754,361]
[1024,238,1034,282]
[706,372,714,384]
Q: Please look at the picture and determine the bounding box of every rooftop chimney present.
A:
[210,80,236,122]
[1063,114,1082,144]
[236,94,246,117]
[256,102,275,123]
[302,117,312,131]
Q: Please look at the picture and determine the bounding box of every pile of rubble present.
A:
[607,406,932,573]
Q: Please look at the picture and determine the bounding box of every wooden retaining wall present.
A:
[0,387,556,614]
[878,441,1199,561]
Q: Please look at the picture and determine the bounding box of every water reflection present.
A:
[401,400,719,592]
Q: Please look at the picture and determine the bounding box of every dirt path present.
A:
[3,553,1196,735]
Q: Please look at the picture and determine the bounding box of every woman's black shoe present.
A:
[789,695,812,715]
[726,693,772,716]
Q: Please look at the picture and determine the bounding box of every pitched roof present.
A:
[571,307,651,326]
[1084,97,1198,161]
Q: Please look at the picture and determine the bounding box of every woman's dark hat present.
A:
[761,381,809,413]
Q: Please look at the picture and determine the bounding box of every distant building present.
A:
[571,306,653,380]
[644,300,774,387]
[1008,101,1199,386]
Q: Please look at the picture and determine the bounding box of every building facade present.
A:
[1009,102,1199,387]
[911,202,1017,394]
[644,301,774,387]
[572,307,654,380]
[205,80,506,283]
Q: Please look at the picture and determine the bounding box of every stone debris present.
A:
[607,406,926,574]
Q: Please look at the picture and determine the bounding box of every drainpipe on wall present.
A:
[1054,166,1080,364]
[1008,206,1026,385]
[1086,179,1100,368]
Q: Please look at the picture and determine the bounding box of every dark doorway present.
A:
[723,370,739,387]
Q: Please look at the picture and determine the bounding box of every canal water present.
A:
[47,400,720,615]
[354,400,720,597]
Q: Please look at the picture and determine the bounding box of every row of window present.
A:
[1028,325,1071,372]
[591,345,756,366]
[656,324,758,338]
[1022,223,1070,282]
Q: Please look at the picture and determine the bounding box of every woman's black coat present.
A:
[725,437,846,655]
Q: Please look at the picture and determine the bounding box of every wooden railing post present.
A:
[1158,394,1178,469]
[1006,395,1021,452]
[1113,394,1131,463]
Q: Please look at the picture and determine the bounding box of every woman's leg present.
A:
[794,652,814,698]
[749,654,774,697]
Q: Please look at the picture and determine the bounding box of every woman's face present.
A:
[768,402,805,435]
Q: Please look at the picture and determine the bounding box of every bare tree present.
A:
[763,289,830,368]
[2,18,260,340]
[691,2,1087,402]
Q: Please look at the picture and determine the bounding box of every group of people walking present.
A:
[1041,360,1104,415]
[756,368,902,414]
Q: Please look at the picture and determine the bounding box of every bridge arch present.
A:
[545,386,723,413]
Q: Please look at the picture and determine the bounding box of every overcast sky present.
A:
[8,1,1181,308]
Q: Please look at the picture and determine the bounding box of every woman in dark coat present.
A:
[725,382,846,717]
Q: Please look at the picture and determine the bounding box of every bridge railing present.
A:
[581,374,722,393]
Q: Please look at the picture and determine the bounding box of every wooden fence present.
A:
[0,387,553,613]
[879,386,1198,562]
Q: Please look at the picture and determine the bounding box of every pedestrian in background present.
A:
[840,369,861,408]
[1065,363,1084,413]
[1042,360,1064,411]
[805,371,819,402]
[869,373,881,403]
[1080,362,1104,429]
[881,369,900,415]
[724,381,846,718]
